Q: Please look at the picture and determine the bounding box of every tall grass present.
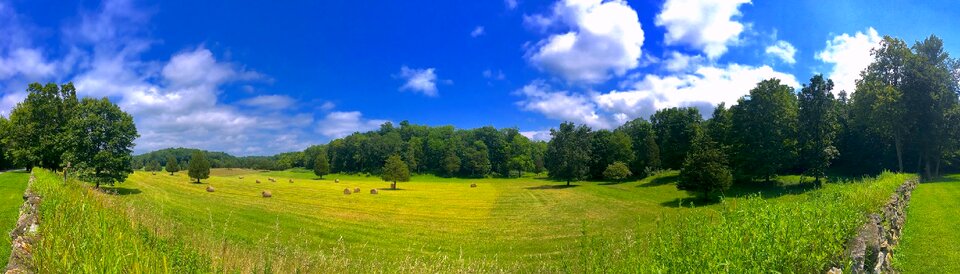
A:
[30,169,210,273]
[574,172,914,273]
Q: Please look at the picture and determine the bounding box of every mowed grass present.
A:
[894,175,960,273]
[0,171,29,266]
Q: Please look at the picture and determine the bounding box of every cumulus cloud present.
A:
[765,40,797,64]
[662,51,704,72]
[238,95,295,110]
[471,26,485,37]
[521,130,552,141]
[515,80,611,129]
[397,66,439,96]
[483,69,506,80]
[655,0,751,59]
[526,0,644,84]
[316,111,390,138]
[505,0,518,10]
[516,63,798,129]
[816,27,881,94]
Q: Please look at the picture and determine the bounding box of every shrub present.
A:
[602,161,632,182]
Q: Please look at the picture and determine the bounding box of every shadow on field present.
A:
[637,174,680,188]
[102,187,142,196]
[525,184,580,190]
[925,176,960,184]
[660,180,820,208]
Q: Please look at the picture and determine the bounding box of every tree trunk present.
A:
[392,181,396,190]
[566,180,570,186]
[894,136,904,172]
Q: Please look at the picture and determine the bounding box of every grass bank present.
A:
[894,175,960,272]
[0,171,29,266]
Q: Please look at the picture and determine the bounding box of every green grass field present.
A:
[895,175,960,272]
[0,171,29,266]
[24,167,914,272]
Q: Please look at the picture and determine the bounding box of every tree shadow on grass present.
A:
[660,180,820,208]
[525,184,580,190]
[637,174,680,188]
[660,197,721,208]
[100,187,142,196]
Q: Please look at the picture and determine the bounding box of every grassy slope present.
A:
[894,175,960,272]
[103,168,887,272]
[0,171,29,266]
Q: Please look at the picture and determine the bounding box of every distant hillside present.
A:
[132,148,284,170]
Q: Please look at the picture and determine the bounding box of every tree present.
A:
[165,155,179,175]
[545,122,592,186]
[442,148,461,176]
[146,161,161,172]
[381,154,410,189]
[188,151,210,183]
[642,133,661,175]
[651,107,702,169]
[603,161,632,182]
[61,97,138,188]
[404,137,423,173]
[463,141,492,177]
[730,79,799,182]
[678,125,733,200]
[6,82,78,170]
[313,149,331,179]
[798,75,840,184]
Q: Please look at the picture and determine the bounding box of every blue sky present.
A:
[0,0,957,155]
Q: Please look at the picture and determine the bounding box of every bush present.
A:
[678,131,732,200]
[602,161,632,182]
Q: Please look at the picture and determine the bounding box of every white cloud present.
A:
[521,130,552,141]
[765,40,797,64]
[238,95,295,110]
[316,111,389,138]
[0,48,56,79]
[471,26,485,37]
[526,0,644,84]
[319,101,336,111]
[483,69,506,80]
[662,51,704,72]
[397,66,439,96]
[516,63,798,129]
[655,0,751,59]
[816,27,881,94]
[515,80,611,129]
[505,0,518,10]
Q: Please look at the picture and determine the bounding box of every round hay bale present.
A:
[370,189,378,194]
[289,179,294,183]
[470,183,477,188]
[262,191,272,198]
[151,172,156,175]
[335,179,340,183]
[206,186,215,192]
[353,188,360,193]
[343,188,351,195]
[239,176,244,180]
[256,179,261,184]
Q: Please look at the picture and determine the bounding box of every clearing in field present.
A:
[895,175,960,272]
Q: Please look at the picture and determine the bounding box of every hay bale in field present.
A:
[151,172,156,175]
[343,188,351,195]
[268,177,275,182]
[335,179,340,183]
[262,191,272,198]
[206,186,215,192]
[289,179,294,183]
[470,183,477,188]
[256,179,261,184]
[239,176,244,180]
[370,189,378,194]
[353,188,360,193]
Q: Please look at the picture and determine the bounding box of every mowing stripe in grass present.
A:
[894,175,960,273]
[0,171,29,267]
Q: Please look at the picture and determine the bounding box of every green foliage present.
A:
[441,148,461,176]
[731,79,798,182]
[313,149,331,178]
[545,122,592,185]
[145,160,161,172]
[6,82,78,170]
[602,161,632,182]
[61,98,139,188]
[589,130,634,179]
[188,151,211,183]
[165,155,179,174]
[677,125,732,200]
[798,75,840,181]
[381,154,410,188]
[651,107,702,169]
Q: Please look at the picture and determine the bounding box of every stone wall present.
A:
[4,173,39,274]
[831,179,918,274]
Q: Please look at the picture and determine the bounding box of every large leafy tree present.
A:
[730,79,799,182]
[798,75,840,183]
[165,155,179,175]
[6,82,78,170]
[651,107,702,170]
[313,149,331,179]
[545,122,592,186]
[381,154,410,189]
[678,124,732,201]
[617,118,659,175]
[62,97,138,188]
[188,151,211,183]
